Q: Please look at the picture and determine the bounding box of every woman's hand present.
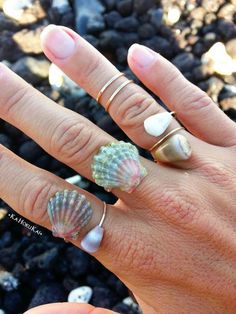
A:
[0,25,235,314]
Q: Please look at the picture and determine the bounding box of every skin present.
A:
[0,25,235,314]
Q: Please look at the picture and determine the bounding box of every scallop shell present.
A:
[47,190,93,241]
[92,141,147,193]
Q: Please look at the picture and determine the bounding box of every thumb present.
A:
[24,302,117,314]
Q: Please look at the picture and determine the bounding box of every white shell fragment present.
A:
[81,225,104,253]
[154,134,192,162]
[68,286,93,304]
[144,112,173,137]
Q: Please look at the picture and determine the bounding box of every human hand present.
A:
[0,25,235,314]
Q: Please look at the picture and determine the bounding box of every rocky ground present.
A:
[0,0,235,313]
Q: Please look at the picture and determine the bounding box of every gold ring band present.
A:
[105,80,133,112]
[96,72,124,103]
[149,127,184,152]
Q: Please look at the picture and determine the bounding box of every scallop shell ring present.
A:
[91,141,147,193]
[47,190,93,241]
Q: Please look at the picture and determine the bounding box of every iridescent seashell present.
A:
[47,190,93,241]
[92,141,147,193]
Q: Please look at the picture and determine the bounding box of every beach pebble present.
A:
[68,286,93,303]
[3,0,45,24]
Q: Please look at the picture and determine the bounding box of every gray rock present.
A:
[99,30,124,50]
[116,0,133,16]
[87,14,105,34]
[11,57,50,85]
[104,11,122,28]
[133,0,155,15]
[149,8,164,28]
[74,0,105,35]
[115,16,139,32]
[13,26,43,54]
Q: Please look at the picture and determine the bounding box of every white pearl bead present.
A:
[144,112,173,137]
[80,225,104,253]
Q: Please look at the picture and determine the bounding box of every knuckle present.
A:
[2,85,30,117]
[80,56,101,86]
[20,177,52,224]
[117,92,158,128]
[51,118,94,165]
[176,87,213,115]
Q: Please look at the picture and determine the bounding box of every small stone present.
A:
[99,30,124,50]
[149,8,164,28]
[13,26,43,54]
[218,3,235,21]
[138,23,156,39]
[202,0,224,13]
[104,11,122,28]
[202,42,236,76]
[114,16,139,32]
[74,0,105,35]
[87,14,105,34]
[11,57,50,85]
[3,0,46,25]
[116,0,133,16]
[166,6,181,25]
[123,297,142,313]
[68,286,93,303]
[0,310,6,314]
[219,85,236,111]
[52,0,71,14]
[133,0,155,15]
[0,209,7,221]
[226,39,236,59]
[144,112,173,137]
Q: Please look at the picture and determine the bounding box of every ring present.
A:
[80,202,107,253]
[105,79,133,112]
[96,72,124,103]
[47,190,93,241]
[149,127,192,162]
[91,141,147,193]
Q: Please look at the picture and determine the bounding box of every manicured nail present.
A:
[129,44,155,68]
[41,25,75,59]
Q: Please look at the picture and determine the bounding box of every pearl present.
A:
[144,112,173,137]
[80,225,104,253]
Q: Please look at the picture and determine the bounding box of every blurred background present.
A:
[0,0,235,313]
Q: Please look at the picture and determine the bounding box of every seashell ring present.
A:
[47,190,107,253]
[91,141,147,193]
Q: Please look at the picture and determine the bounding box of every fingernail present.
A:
[129,44,155,68]
[41,25,75,59]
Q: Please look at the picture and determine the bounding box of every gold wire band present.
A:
[96,72,124,103]
[99,202,107,228]
[105,80,133,112]
[149,127,184,152]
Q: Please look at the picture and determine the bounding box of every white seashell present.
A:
[80,225,104,253]
[68,286,93,304]
[144,112,173,137]
[154,134,192,162]
[47,190,93,241]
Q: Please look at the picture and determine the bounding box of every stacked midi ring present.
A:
[96,72,133,112]
[144,111,192,163]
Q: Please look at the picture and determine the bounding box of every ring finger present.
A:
[41,25,205,167]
